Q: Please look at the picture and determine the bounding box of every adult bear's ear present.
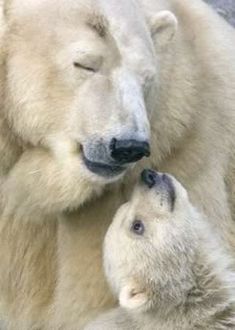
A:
[149,11,178,49]
[119,282,148,310]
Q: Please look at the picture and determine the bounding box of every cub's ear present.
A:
[119,283,148,310]
[149,11,178,49]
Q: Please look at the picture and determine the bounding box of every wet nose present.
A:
[141,169,160,188]
[141,170,174,189]
[110,139,150,164]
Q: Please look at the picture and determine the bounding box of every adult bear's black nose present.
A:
[110,139,150,164]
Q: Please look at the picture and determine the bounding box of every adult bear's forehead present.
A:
[10,0,152,39]
[9,0,155,60]
[98,0,155,61]
[98,0,152,41]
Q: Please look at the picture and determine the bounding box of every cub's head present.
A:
[104,170,200,314]
[3,0,177,184]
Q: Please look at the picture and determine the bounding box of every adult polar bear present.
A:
[0,0,235,329]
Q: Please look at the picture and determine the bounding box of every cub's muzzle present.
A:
[141,169,176,211]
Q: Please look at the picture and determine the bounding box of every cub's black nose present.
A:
[110,139,150,164]
[141,169,160,188]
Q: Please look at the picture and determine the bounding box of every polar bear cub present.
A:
[86,170,235,330]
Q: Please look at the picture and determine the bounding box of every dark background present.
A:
[205,0,235,26]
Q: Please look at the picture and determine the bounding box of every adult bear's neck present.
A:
[147,11,204,170]
[0,110,22,178]
[0,2,22,179]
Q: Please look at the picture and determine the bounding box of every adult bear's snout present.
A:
[110,138,150,164]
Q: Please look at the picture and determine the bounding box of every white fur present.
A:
[86,176,235,329]
[0,0,235,328]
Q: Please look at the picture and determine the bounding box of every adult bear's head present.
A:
[3,0,177,182]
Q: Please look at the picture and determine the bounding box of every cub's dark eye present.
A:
[131,220,145,236]
[73,62,96,72]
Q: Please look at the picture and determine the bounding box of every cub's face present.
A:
[104,170,199,312]
[5,0,157,183]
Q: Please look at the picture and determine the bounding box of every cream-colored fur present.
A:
[86,171,235,329]
[0,0,234,328]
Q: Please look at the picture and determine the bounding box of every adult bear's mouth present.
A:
[80,137,149,178]
[80,143,127,177]
[82,154,127,177]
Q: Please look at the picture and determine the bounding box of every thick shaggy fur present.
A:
[86,173,235,329]
[0,0,234,329]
